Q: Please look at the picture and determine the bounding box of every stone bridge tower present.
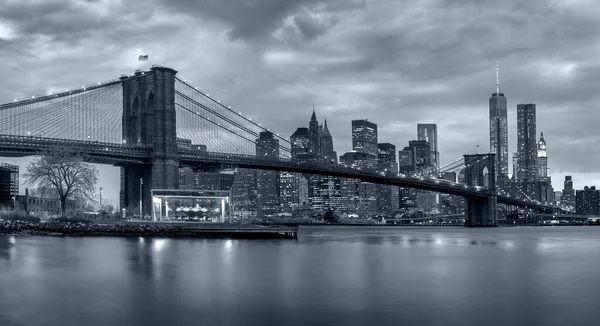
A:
[119,66,180,216]
[463,153,498,227]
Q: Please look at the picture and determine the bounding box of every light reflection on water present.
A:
[0,226,599,326]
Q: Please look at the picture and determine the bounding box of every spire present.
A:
[496,60,500,94]
[310,98,317,121]
[322,117,331,136]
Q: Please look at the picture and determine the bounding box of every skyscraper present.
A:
[408,140,432,174]
[516,103,537,181]
[256,131,279,216]
[417,124,439,170]
[290,127,310,161]
[377,143,399,214]
[352,119,378,157]
[489,61,509,176]
[576,186,599,215]
[319,119,337,163]
[308,107,320,158]
[512,152,519,179]
[562,176,575,209]
[537,132,548,180]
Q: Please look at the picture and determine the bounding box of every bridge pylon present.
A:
[119,67,180,217]
[463,153,498,227]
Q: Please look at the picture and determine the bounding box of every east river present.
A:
[1,226,599,326]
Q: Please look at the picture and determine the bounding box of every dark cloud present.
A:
[1,0,600,204]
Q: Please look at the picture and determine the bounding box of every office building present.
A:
[255,131,279,216]
[0,163,18,210]
[320,119,337,163]
[352,119,378,156]
[417,124,439,170]
[408,140,432,174]
[516,103,537,181]
[377,143,399,214]
[398,148,414,174]
[562,176,575,209]
[537,132,548,180]
[231,169,257,218]
[576,186,599,215]
[512,152,519,179]
[339,151,377,213]
[489,62,509,176]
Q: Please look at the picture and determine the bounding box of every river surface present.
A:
[1,226,599,326]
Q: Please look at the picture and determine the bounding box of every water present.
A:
[1,226,599,326]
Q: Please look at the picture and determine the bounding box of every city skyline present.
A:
[1,0,600,204]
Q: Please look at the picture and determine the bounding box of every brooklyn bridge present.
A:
[0,66,562,226]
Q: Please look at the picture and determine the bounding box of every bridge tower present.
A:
[463,153,498,227]
[119,67,180,216]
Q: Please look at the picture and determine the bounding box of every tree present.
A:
[24,149,99,217]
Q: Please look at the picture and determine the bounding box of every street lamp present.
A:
[99,187,103,208]
[139,178,143,218]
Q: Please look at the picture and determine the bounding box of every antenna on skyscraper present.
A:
[496,60,500,94]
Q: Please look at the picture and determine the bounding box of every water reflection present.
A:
[1,227,600,326]
[0,235,14,262]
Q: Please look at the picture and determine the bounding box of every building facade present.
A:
[417,124,439,170]
[576,186,599,215]
[489,90,509,177]
[562,176,575,209]
[352,119,378,157]
[255,131,279,216]
[537,132,548,180]
[516,103,537,182]
[377,143,399,214]
[0,163,18,210]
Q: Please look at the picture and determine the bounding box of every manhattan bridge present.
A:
[0,66,563,227]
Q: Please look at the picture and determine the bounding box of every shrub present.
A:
[53,217,93,224]
[0,212,41,223]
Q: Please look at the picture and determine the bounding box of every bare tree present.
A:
[24,149,99,217]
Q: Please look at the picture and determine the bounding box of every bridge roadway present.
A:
[0,135,557,211]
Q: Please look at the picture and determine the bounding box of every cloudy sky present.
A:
[1,0,600,205]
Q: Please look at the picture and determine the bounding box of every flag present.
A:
[138,55,148,61]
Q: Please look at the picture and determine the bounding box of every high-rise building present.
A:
[291,127,311,161]
[537,132,548,180]
[0,163,18,210]
[417,124,439,170]
[232,169,257,218]
[512,152,519,179]
[516,103,537,181]
[398,148,414,174]
[562,176,575,209]
[377,143,396,165]
[352,119,378,157]
[576,186,599,215]
[339,151,377,213]
[408,140,432,174]
[308,108,321,158]
[489,62,509,176]
[320,119,337,163]
[377,143,399,214]
[256,131,279,216]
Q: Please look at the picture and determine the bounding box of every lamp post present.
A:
[139,178,143,218]
[99,187,103,208]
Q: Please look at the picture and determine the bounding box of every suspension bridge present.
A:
[0,66,561,226]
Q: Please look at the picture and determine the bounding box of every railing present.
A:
[178,149,491,196]
[0,134,152,157]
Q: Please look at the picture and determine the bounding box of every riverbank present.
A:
[0,220,298,239]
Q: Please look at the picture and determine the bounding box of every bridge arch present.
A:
[481,165,489,188]
[463,153,497,227]
[130,96,140,144]
[143,92,154,144]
